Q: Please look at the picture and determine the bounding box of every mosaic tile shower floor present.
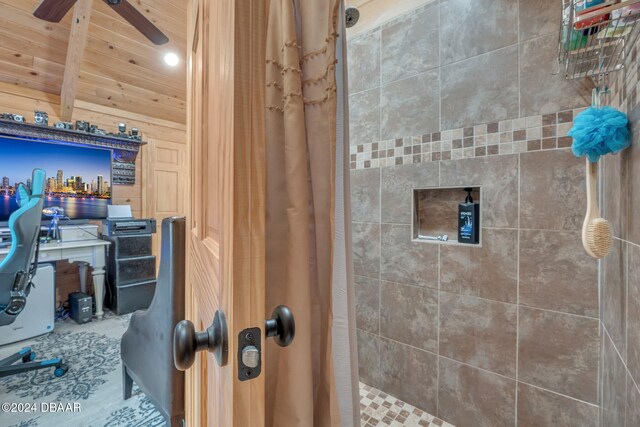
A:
[359,383,455,427]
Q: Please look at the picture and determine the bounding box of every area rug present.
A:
[0,312,164,427]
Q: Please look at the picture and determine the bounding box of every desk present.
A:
[0,239,111,319]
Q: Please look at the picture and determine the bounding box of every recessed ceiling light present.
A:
[164,52,179,66]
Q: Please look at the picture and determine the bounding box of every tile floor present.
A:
[359,383,455,427]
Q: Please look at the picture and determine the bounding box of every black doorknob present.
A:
[173,309,228,370]
[265,305,295,347]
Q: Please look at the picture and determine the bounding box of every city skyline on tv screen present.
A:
[0,136,112,221]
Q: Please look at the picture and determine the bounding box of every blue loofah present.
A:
[568,106,630,162]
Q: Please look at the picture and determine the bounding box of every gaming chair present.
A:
[0,168,68,378]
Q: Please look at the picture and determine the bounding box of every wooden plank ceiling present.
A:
[0,0,186,124]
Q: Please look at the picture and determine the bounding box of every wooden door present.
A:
[185,0,266,426]
[144,137,188,258]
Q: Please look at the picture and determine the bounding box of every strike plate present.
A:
[237,327,261,381]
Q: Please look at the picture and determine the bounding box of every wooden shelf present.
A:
[0,118,146,185]
[0,118,147,148]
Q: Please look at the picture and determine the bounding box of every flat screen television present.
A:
[0,135,112,221]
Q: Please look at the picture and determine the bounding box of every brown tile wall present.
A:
[347,0,592,171]
[348,1,613,425]
[598,32,640,427]
[352,151,600,426]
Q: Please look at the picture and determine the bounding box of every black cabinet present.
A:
[103,234,156,315]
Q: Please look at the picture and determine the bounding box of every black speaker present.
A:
[69,292,93,324]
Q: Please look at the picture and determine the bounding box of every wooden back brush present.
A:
[582,158,612,259]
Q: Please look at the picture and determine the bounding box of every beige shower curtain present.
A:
[264,0,354,426]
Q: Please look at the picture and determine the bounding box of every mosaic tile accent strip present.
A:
[359,383,455,427]
[349,108,585,170]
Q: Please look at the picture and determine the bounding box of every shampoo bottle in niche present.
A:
[458,188,479,244]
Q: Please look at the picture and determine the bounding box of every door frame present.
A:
[184,0,267,425]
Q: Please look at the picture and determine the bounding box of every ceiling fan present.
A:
[33,0,169,45]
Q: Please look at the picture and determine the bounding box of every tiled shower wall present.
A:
[598,39,640,425]
[348,0,593,170]
[348,0,606,426]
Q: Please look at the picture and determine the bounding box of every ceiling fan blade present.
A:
[105,0,169,45]
[34,0,78,22]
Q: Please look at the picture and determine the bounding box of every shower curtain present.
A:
[264,0,359,425]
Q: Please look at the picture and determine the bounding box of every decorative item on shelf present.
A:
[33,111,48,126]
[54,121,73,130]
[1,113,25,123]
[568,88,630,258]
[129,127,142,141]
[75,120,90,132]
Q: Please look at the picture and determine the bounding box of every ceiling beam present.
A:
[60,0,93,121]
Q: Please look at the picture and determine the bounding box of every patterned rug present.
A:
[0,312,164,427]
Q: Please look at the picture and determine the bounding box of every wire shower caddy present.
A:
[558,0,640,86]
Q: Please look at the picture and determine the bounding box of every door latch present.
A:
[237,328,261,381]
[237,305,296,381]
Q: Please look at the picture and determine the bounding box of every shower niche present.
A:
[412,186,482,246]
